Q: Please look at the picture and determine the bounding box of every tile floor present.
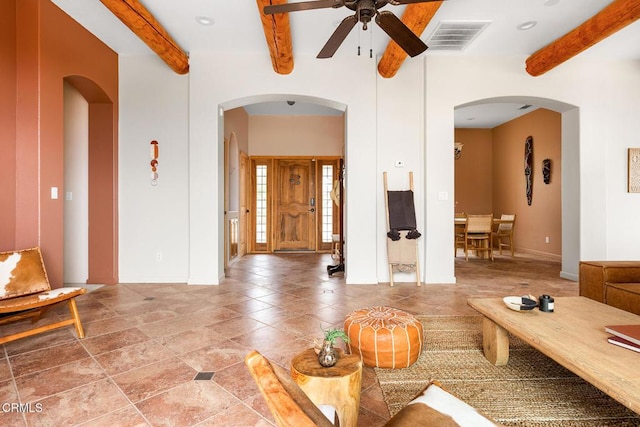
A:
[0,252,578,426]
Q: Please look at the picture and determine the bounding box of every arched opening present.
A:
[219,94,347,273]
[63,75,118,285]
[453,96,579,280]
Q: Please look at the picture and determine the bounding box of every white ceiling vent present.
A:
[426,21,491,51]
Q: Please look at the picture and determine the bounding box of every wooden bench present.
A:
[0,247,86,345]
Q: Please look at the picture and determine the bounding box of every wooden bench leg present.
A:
[68,298,85,339]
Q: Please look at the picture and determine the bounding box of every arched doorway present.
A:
[454,96,579,280]
[63,75,118,285]
[219,95,346,270]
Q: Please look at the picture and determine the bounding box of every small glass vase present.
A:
[318,339,338,367]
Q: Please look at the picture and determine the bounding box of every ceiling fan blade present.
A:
[375,11,428,57]
[388,0,443,4]
[317,14,358,58]
[264,0,345,15]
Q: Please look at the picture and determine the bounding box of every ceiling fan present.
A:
[263,0,442,59]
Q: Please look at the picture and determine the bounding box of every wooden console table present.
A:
[468,296,640,414]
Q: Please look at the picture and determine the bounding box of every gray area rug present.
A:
[375,316,640,426]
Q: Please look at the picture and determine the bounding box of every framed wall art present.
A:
[629,148,640,193]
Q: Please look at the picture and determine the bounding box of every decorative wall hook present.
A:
[150,140,159,186]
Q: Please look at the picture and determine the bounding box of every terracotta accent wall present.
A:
[7,0,119,286]
[225,108,249,153]
[0,1,17,248]
[492,109,561,257]
[248,115,344,156]
[454,129,493,214]
[454,108,561,258]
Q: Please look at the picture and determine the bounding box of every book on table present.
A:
[604,324,640,346]
[607,335,640,353]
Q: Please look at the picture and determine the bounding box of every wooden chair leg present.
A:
[415,246,421,287]
[489,236,494,261]
[389,264,395,287]
[464,239,469,261]
[67,298,85,339]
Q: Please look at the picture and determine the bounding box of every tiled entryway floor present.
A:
[0,253,577,426]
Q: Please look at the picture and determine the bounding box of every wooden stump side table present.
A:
[291,348,362,427]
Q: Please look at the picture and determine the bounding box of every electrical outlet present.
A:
[156,252,163,262]
[545,237,550,244]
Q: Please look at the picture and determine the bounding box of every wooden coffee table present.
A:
[468,296,640,414]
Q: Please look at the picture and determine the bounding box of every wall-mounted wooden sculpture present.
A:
[543,158,551,184]
[150,140,159,186]
[524,136,533,205]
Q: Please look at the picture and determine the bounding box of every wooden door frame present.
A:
[249,156,341,253]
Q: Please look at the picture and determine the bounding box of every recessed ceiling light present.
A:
[517,21,537,31]
[196,16,214,26]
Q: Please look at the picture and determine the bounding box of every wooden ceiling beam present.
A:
[377,2,444,79]
[99,0,189,75]
[526,0,640,77]
[256,0,294,75]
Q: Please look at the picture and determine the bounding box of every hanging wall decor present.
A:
[524,136,533,205]
[542,158,551,184]
[150,140,159,186]
[629,148,640,193]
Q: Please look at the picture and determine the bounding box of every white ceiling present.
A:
[51,0,640,127]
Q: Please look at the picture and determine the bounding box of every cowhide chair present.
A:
[0,247,87,345]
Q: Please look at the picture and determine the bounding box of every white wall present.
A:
[116,51,640,286]
[118,56,190,283]
[423,55,640,282]
[376,59,425,283]
[188,53,379,284]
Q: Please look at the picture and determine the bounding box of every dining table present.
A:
[454,216,515,259]
[454,216,513,227]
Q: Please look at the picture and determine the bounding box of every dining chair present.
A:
[454,213,466,256]
[493,214,516,256]
[464,214,494,261]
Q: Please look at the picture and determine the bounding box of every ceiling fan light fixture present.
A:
[517,21,537,31]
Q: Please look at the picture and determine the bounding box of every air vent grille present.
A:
[426,21,491,51]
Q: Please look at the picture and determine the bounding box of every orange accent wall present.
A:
[455,108,562,257]
[3,0,119,286]
[453,128,493,215]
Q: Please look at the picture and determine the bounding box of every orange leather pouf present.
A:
[344,306,423,369]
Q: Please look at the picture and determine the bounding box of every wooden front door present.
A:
[274,159,316,251]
